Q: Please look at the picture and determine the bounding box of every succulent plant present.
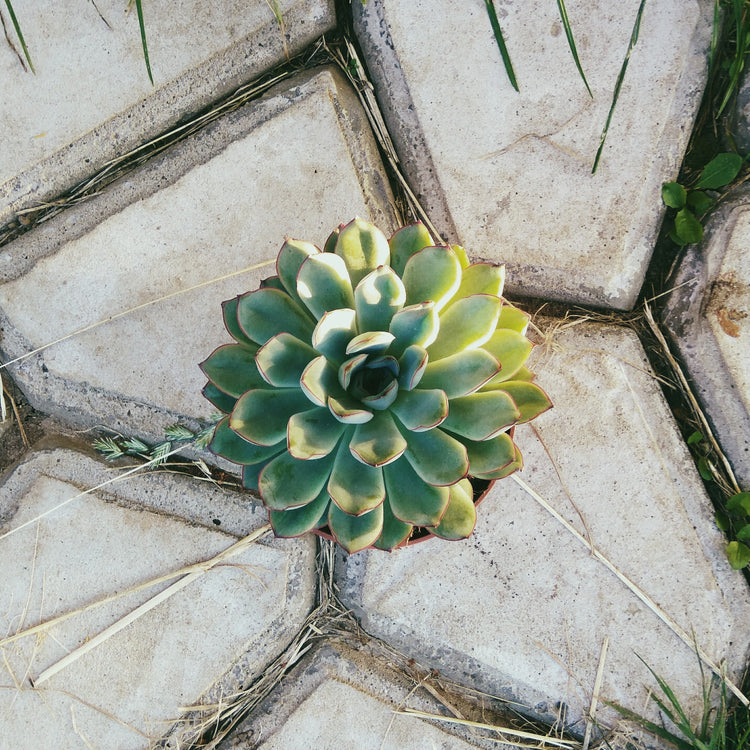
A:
[200,218,551,553]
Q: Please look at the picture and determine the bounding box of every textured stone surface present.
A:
[353,0,712,309]
[0,446,316,749]
[0,0,335,224]
[663,190,750,488]
[336,322,750,733]
[0,66,397,442]
[222,642,498,749]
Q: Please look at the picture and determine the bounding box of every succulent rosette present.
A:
[200,218,551,553]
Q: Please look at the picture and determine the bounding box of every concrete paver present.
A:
[1,0,335,225]
[353,0,712,309]
[0,446,316,749]
[663,190,750,488]
[0,66,397,443]
[336,321,750,733]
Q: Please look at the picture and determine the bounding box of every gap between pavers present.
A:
[353,0,712,310]
[0,65,398,444]
[0,0,335,225]
[335,320,750,735]
[663,189,750,489]
[0,444,316,749]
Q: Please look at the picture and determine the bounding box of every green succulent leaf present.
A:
[350,411,407,467]
[255,333,316,388]
[485,381,552,422]
[222,297,256,346]
[202,382,238,414]
[442,391,520,440]
[210,416,285,465]
[260,276,285,291]
[200,344,265,398]
[259,449,336,510]
[287,407,347,460]
[243,461,278,492]
[388,222,434,277]
[388,302,439,358]
[297,253,355,320]
[276,238,320,306]
[328,394,374,424]
[464,432,517,476]
[383,457,450,526]
[397,345,428,391]
[474,441,523,480]
[361,379,400,410]
[694,153,743,190]
[300,356,344,407]
[429,294,503,360]
[334,217,391,287]
[346,330,395,356]
[328,440,385,514]
[269,489,331,537]
[237,288,315,345]
[391,388,448,431]
[339,353,369,390]
[431,479,476,540]
[312,308,358,365]
[661,182,687,209]
[374,498,413,550]
[448,262,505,304]
[419,349,501,398]
[482,329,534,384]
[402,246,462,311]
[355,266,406,332]
[328,502,384,553]
[230,388,312,446]
[497,303,530,334]
[402,427,469,486]
[323,225,342,254]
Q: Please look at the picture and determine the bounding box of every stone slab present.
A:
[353,0,712,310]
[663,190,750,488]
[0,0,335,225]
[222,642,503,749]
[0,66,398,443]
[336,321,750,734]
[0,446,316,749]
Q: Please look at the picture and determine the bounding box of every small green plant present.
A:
[711,0,750,119]
[724,492,750,569]
[200,218,551,553]
[662,153,744,245]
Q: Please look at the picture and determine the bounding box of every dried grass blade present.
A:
[134,0,152,84]
[582,636,608,750]
[3,0,34,72]
[556,0,591,97]
[484,0,519,91]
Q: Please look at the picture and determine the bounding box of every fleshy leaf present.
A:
[243,461,279,492]
[485,381,552,422]
[202,382,238,414]
[442,391,520,440]
[222,297,256,346]
[323,224,342,254]
[464,433,517,476]
[419,349,501,398]
[255,333,317,388]
[389,222,433,277]
[402,427,469,486]
[259,450,336,510]
[237,288,315,345]
[397,345,428,391]
[355,266,406,332]
[328,394,374,424]
[346,330,395,356]
[383,457,450,526]
[428,294,503,360]
[260,276,285,292]
[269,489,330,537]
[374,499,413,550]
[288,407,347,460]
[482,330,533,384]
[334,217,391,287]
[475,442,523,480]
[448,262,505,304]
[328,503,384,553]
[276,238,320,306]
[497,303,530,334]
[230,389,312,446]
[390,388,448,431]
[328,441,385,514]
[210,416,285,465]
[402,246,462,311]
[300,356,344,407]
[431,479,476,540]
[350,411,407,467]
[297,253,355,320]
[200,344,265,398]
[360,378,399,411]
[388,302,439,358]
[312,308,358,365]
[339,353,369,390]
[451,244,470,269]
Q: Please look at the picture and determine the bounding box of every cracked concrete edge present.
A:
[0,0,337,227]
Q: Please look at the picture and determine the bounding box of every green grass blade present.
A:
[604,700,693,750]
[484,0,519,92]
[556,0,591,97]
[592,0,647,173]
[4,0,34,73]
[135,0,153,85]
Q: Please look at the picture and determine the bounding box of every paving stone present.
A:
[222,642,501,749]
[0,66,398,443]
[663,189,750,488]
[0,446,316,749]
[353,0,712,310]
[0,0,335,225]
[336,321,750,734]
